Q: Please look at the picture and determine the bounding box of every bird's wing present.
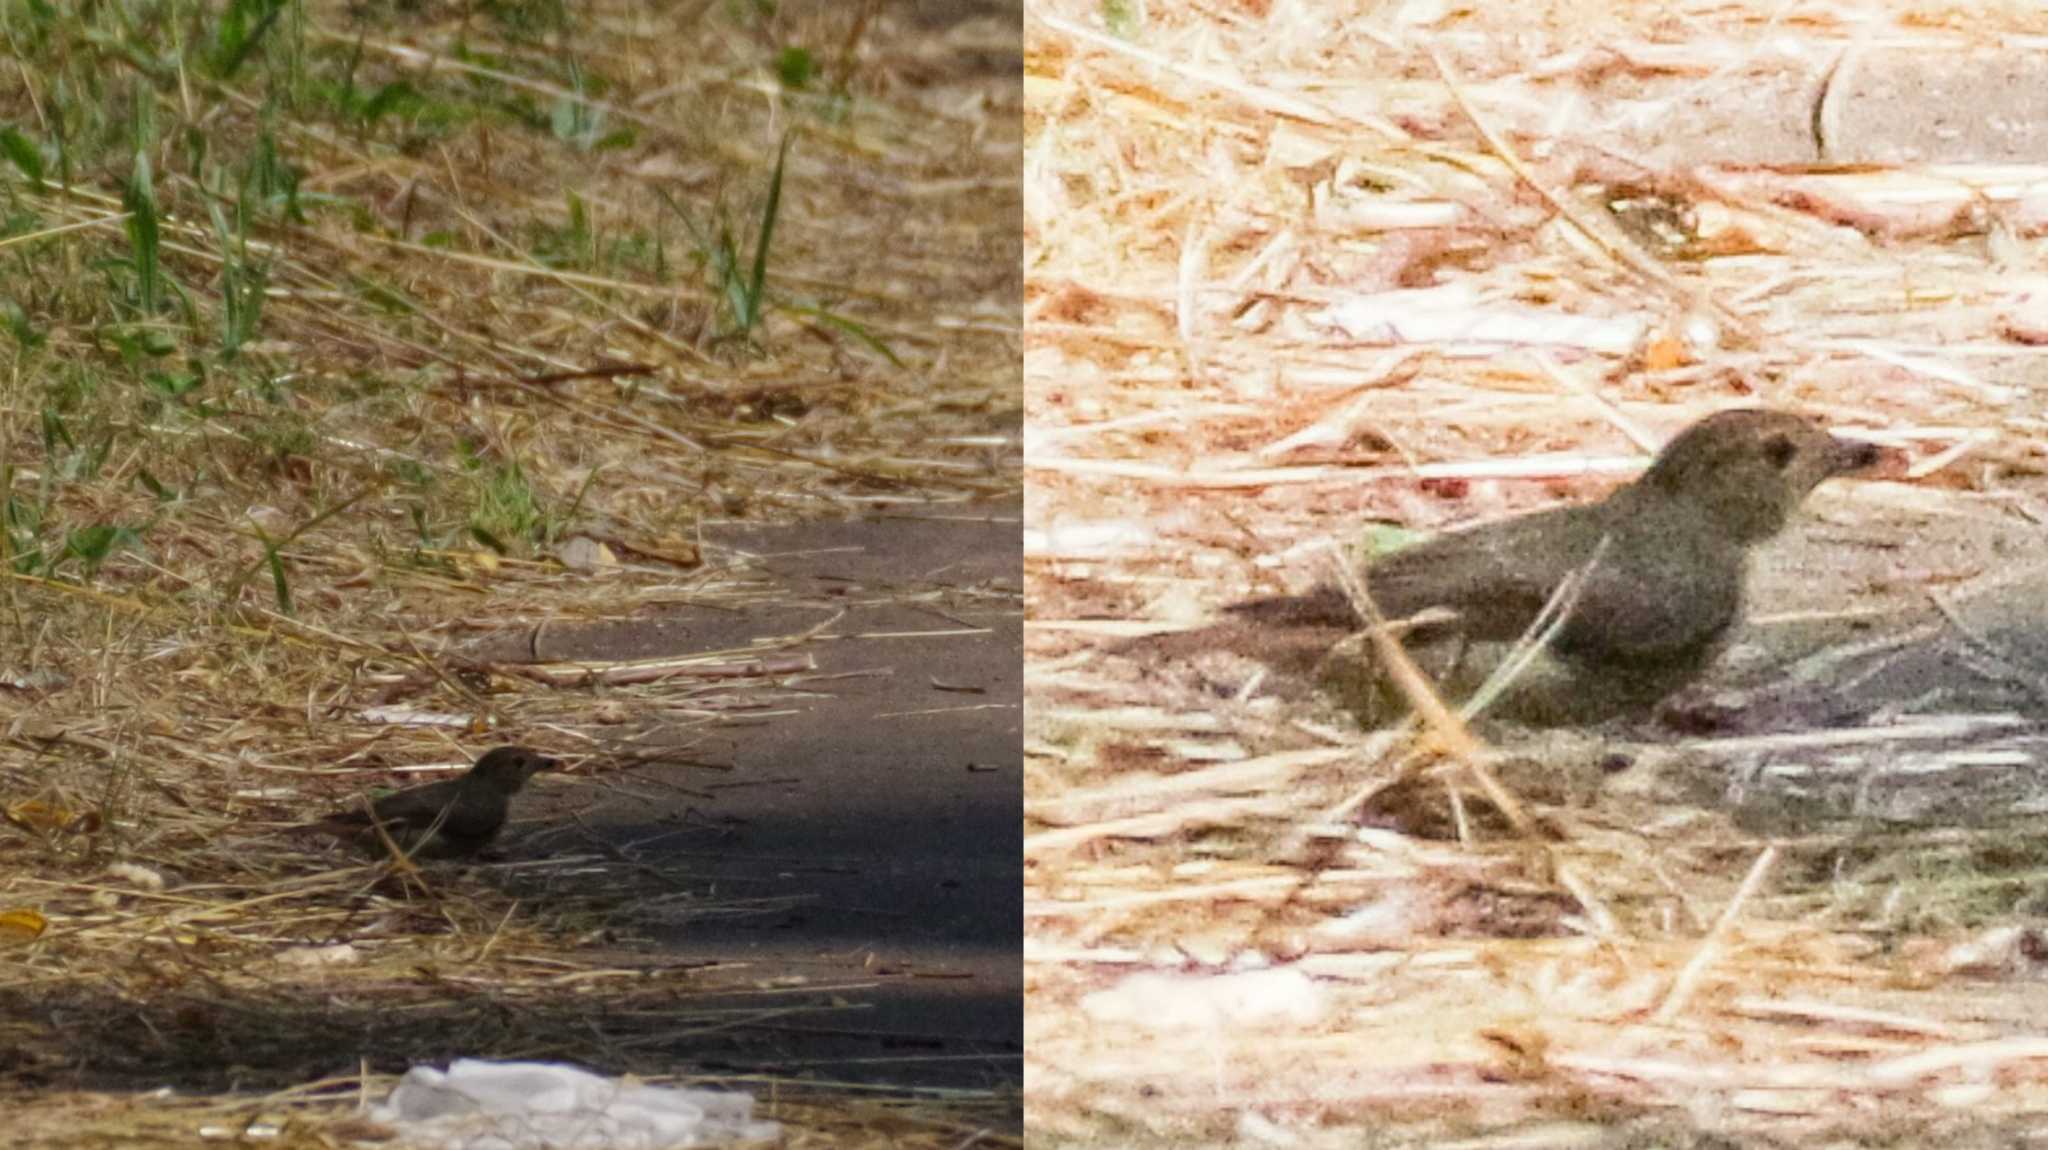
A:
[1362,504,1613,640]
[1561,513,1745,662]
[360,778,467,828]
[432,788,508,839]
[1222,505,1606,638]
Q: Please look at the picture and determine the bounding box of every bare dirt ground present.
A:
[1024,2,2048,1146]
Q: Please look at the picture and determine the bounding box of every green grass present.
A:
[0,0,1001,628]
[465,453,545,553]
[660,130,793,342]
[0,0,661,590]
[1102,0,1144,37]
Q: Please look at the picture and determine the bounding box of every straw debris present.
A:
[1027,0,2048,1144]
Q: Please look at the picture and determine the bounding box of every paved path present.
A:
[496,501,1022,1094]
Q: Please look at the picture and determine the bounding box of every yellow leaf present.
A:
[4,799,98,834]
[0,908,47,942]
[1641,334,1689,372]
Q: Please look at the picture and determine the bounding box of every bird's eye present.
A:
[1762,434,1796,470]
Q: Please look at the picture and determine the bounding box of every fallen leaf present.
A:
[4,799,99,835]
[0,668,68,692]
[0,908,47,943]
[557,536,620,574]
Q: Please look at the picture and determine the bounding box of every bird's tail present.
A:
[1220,585,1358,629]
[281,815,367,850]
[1107,607,1359,681]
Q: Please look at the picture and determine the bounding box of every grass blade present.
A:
[124,151,160,314]
[742,132,793,332]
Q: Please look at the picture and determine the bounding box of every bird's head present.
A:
[467,745,560,793]
[1635,409,1881,542]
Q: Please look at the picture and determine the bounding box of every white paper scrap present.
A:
[372,1059,781,1149]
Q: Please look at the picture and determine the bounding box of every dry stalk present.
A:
[1424,42,1763,345]
[1653,844,1782,1023]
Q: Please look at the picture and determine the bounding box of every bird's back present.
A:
[1227,502,1614,640]
[1227,494,1749,675]
[384,781,508,839]
[319,776,511,857]
[1369,503,1615,638]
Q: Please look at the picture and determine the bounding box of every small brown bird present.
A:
[309,746,559,859]
[1162,409,1884,725]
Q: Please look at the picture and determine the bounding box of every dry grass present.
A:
[0,0,1020,1143]
[1026,1,2048,1145]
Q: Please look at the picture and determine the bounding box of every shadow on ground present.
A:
[500,500,1025,1094]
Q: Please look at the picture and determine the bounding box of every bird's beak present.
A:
[1824,435,1885,476]
[534,756,562,774]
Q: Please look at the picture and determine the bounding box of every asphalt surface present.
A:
[492,501,1023,1093]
